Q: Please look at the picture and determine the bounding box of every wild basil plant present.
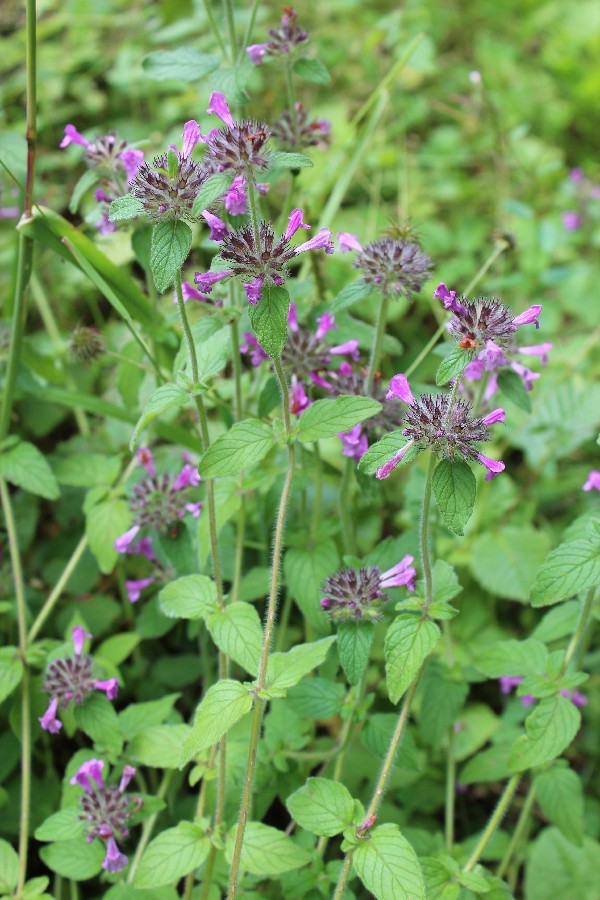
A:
[1,3,599,900]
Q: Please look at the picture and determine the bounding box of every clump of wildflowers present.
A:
[71,759,142,874]
[271,102,331,150]
[195,208,334,304]
[321,556,416,623]
[114,448,202,603]
[129,146,208,222]
[375,374,505,481]
[434,282,551,399]
[60,126,144,234]
[39,626,119,734]
[246,7,309,65]
[338,232,432,300]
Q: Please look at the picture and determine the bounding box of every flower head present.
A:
[129,151,208,221]
[321,558,416,623]
[201,93,271,180]
[353,236,432,299]
[339,425,368,460]
[246,7,309,65]
[271,102,331,150]
[277,305,357,386]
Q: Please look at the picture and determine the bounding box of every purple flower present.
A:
[285,208,311,240]
[60,124,92,149]
[562,210,581,231]
[337,232,363,253]
[181,119,202,158]
[38,697,62,734]
[129,536,156,561]
[518,342,553,366]
[125,577,155,604]
[94,678,120,700]
[224,176,247,215]
[244,276,265,305]
[478,339,506,370]
[136,448,156,477]
[194,270,233,294]
[71,759,105,794]
[330,339,360,361]
[96,212,116,235]
[290,377,311,415]
[130,149,207,222]
[570,167,584,182]
[476,453,505,480]
[180,281,216,304]
[207,91,235,129]
[173,463,201,491]
[295,228,335,255]
[433,282,467,315]
[246,42,270,64]
[271,103,332,151]
[115,524,141,555]
[315,312,336,340]
[583,470,600,492]
[119,766,137,793]
[185,501,203,518]
[118,147,144,181]
[386,374,415,405]
[509,361,540,390]
[512,305,542,330]
[202,210,229,242]
[339,425,368,460]
[561,689,588,707]
[499,676,523,694]
[72,625,92,657]
[240,333,269,367]
[375,440,415,480]
[380,555,417,591]
[103,836,128,874]
[481,408,506,425]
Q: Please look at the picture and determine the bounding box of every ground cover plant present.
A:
[1,0,600,897]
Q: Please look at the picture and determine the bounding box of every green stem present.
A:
[339,457,356,555]
[246,179,262,250]
[420,453,436,610]
[445,727,456,852]
[237,0,261,63]
[0,234,33,439]
[127,771,174,882]
[496,782,536,880]
[0,478,30,894]
[27,535,88,644]
[203,0,228,59]
[231,492,245,603]
[310,443,322,540]
[227,359,296,898]
[365,292,390,395]
[284,62,298,133]
[229,315,244,421]
[222,0,237,64]
[563,588,595,671]
[462,774,520,872]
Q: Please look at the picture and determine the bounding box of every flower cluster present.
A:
[114,448,202,603]
[130,149,208,222]
[375,374,505,481]
[246,7,309,65]
[39,627,119,734]
[271,102,331,151]
[562,167,600,231]
[338,232,432,299]
[321,556,416,623]
[195,208,334,304]
[434,283,551,398]
[499,677,587,709]
[60,125,144,234]
[71,759,142,874]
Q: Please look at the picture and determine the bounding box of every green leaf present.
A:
[459,742,513,785]
[69,168,100,214]
[268,150,314,169]
[95,632,140,666]
[225,822,311,876]
[453,704,499,760]
[128,725,192,768]
[525,828,600,900]
[293,57,331,83]
[0,838,18,893]
[159,575,218,620]
[421,857,460,900]
[432,458,476,535]
[199,419,275,477]
[108,193,145,222]
[385,615,441,703]
[207,602,263,676]
[532,601,581,643]
[191,172,235,218]
[298,395,382,442]
[130,384,191,450]
[180,679,253,765]
[431,559,462,604]
[0,647,24,703]
[21,875,51,898]
[54,453,120,488]
[134,822,210,888]
[39,839,105,880]
[0,440,60,499]
[288,678,346,719]
[531,537,600,607]
[34,807,86,842]
[118,694,181,740]
[362,716,420,773]
[264,636,337,691]
[142,48,220,81]
[248,283,290,358]
[535,767,584,846]
[85,495,131,574]
[509,694,580,771]
[330,278,375,313]
[497,367,532,413]
[435,348,474,386]
[470,526,551,603]
[418,661,468,747]
[352,823,425,900]
[103,886,178,900]
[150,220,192,293]
[286,778,355,837]
[337,622,374,686]
[285,538,339,632]
[474,638,548,678]
[74,692,122,755]
[358,431,419,476]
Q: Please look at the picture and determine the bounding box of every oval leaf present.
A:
[159,575,218,621]
[150,220,192,293]
[298,395,382,442]
[199,419,275,478]
[248,284,290,358]
[385,615,441,704]
[134,822,209,888]
[286,778,355,837]
[435,348,474,386]
[130,383,190,450]
[337,621,374,686]
[180,679,253,765]
[432,458,476,535]
[353,824,425,900]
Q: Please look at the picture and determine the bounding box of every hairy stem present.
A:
[284,62,298,132]
[222,0,237,63]
[420,453,436,610]
[27,535,89,644]
[203,0,228,59]
[496,781,536,880]
[237,0,261,63]
[339,457,356,555]
[462,774,520,872]
[227,358,296,898]
[0,478,31,894]
[127,771,174,882]
[366,291,390,395]
[563,588,595,671]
